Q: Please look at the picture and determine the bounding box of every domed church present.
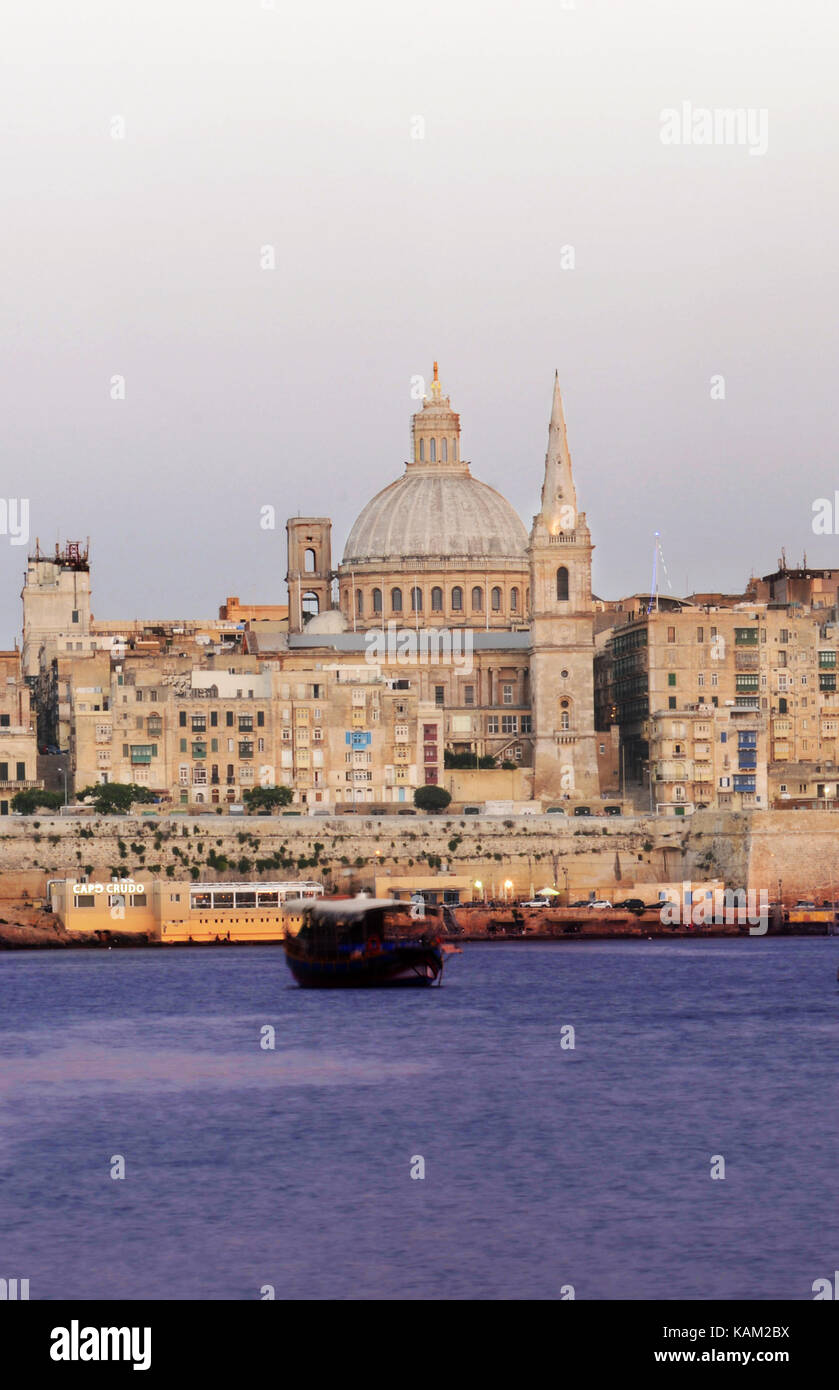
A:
[284,367,601,802]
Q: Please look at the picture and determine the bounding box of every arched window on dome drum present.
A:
[471,586,483,612]
[451,586,463,612]
[510,587,519,613]
[419,439,425,461]
[431,586,443,612]
[441,439,448,462]
[452,438,457,460]
[391,587,403,613]
[556,566,569,601]
[355,589,363,616]
[430,439,436,462]
[411,586,422,612]
[372,588,382,614]
[491,586,502,612]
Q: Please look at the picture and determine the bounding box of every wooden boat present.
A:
[283,897,447,987]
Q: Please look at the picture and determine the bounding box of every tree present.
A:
[242,786,293,812]
[414,785,452,813]
[11,788,64,815]
[77,783,157,815]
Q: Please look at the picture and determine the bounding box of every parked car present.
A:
[589,899,613,909]
[521,898,551,908]
[570,899,591,908]
[613,898,649,914]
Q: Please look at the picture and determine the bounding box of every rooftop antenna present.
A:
[646,531,673,615]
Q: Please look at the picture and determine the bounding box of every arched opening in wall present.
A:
[451,586,463,612]
[556,566,569,601]
[559,697,571,732]
[391,587,403,613]
[471,586,483,612]
[411,586,422,612]
[430,439,437,462]
[441,439,448,462]
[491,586,502,612]
[511,587,519,613]
[431,586,443,612]
[302,591,320,620]
[372,588,382,614]
[304,548,316,573]
[195,792,205,803]
[355,589,363,616]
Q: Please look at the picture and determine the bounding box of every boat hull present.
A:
[284,941,444,988]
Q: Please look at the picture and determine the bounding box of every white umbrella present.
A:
[535,886,560,896]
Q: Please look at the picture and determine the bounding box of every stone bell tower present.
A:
[286,518,333,632]
[528,376,600,802]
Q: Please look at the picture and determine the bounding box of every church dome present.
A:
[343,471,528,564]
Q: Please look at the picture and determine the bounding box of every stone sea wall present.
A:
[0,808,802,900]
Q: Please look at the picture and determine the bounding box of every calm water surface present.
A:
[1,939,837,1300]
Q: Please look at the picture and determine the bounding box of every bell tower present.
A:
[528,377,599,802]
[286,518,333,632]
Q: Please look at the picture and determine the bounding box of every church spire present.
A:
[539,372,577,533]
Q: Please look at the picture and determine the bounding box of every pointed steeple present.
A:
[539,373,577,533]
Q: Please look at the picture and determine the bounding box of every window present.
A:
[179,711,187,727]
[238,715,253,732]
[434,686,444,706]
[15,761,25,781]
[491,587,502,612]
[430,438,436,462]
[210,710,218,727]
[411,586,422,612]
[226,711,234,726]
[192,741,206,759]
[257,710,264,727]
[356,589,363,616]
[71,610,79,623]
[560,711,570,731]
[697,627,704,642]
[668,697,677,709]
[668,673,676,687]
[556,567,569,602]
[667,627,676,643]
[373,588,382,614]
[503,683,514,705]
[441,438,447,462]
[521,715,532,733]
[511,588,519,613]
[0,714,8,728]
[391,588,403,613]
[419,439,425,461]
[431,587,443,612]
[451,587,463,611]
[472,587,483,612]
[487,715,499,733]
[464,686,475,706]
[502,715,518,734]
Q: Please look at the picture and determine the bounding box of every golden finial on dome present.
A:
[431,360,442,398]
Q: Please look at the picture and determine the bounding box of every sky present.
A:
[1,0,838,642]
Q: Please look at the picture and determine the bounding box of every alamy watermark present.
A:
[660,884,769,935]
[659,103,768,157]
[364,623,474,674]
[0,498,29,546]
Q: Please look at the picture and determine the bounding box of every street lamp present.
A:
[474,879,483,904]
[504,878,513,902]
